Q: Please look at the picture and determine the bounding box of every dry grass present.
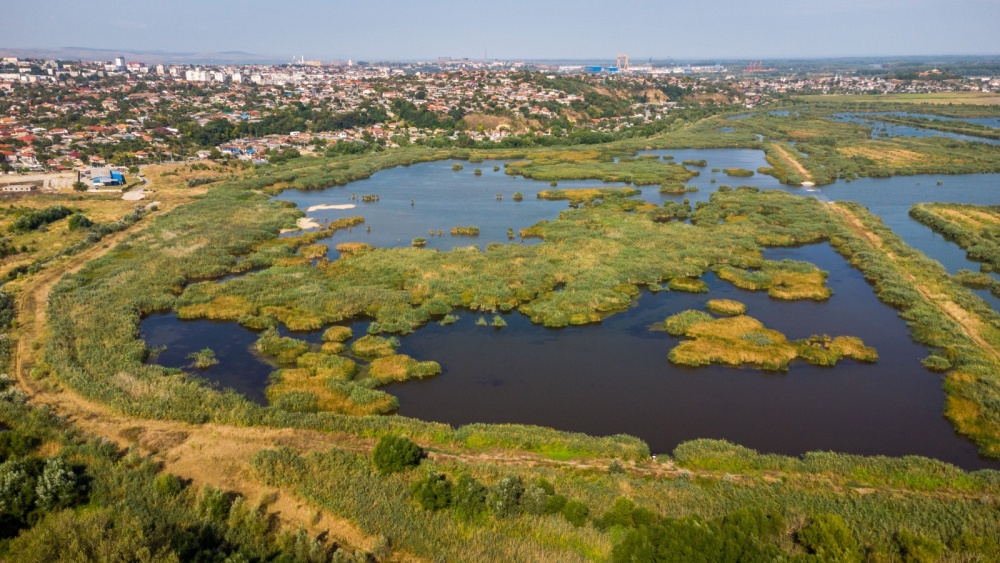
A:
[537,187,641,205]
[322,326,354,342]
[670,315,798,371]
[838,145,931,168]
[716,263,830,301]
[176,295,254,320]
[666,311,876,371]
[335,242,373,255]
[705,299,747,316]
[368,354,442,383]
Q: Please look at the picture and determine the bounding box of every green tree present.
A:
[371,435,422,474]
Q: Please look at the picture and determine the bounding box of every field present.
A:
[4,104,1000,560]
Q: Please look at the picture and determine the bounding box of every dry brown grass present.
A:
[335,242,373,255]
[177,295,255,320]
[670,315,798,370]
[705,299,747,316]
[368,354,441,383]
[322,326,354,342]
[838,146,930,168]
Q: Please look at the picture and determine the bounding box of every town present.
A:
[2,55,997,180]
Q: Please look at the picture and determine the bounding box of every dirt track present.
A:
[770,143,813,183]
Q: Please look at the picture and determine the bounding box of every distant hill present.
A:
[0,46,290,65]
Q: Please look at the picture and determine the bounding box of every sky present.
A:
[2,0,999,62]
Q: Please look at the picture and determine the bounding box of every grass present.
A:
[665,310,876,371]
[715,259,831,300]
[335,242,372,255]
[910,203,1000,273]
[536,187,641,205]
[449,226,480,236]
[322,326,353,343]
[350,335,399,359]
[186,348,219,369]
[705,299,746,316]
[504,149,696,188]
[367,354,442,383]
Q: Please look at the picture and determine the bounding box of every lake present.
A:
[142,148,1000,468]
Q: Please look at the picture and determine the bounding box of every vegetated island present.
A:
[664,306,877,371]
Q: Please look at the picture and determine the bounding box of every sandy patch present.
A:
[280,217,322,233]
[306,203,356,212]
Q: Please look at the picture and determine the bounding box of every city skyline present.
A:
[2,0,999,62]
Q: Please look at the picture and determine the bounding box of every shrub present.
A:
[197,486,233,522]
[488,475,524,518]
[452,474,488,521]
[411,470,452,510]
[520,484,549,515]
[34,458,79,511]
[67,214,93,230]
[153,473,185,497]
[797,514,861,561]
[371,435,422,474]
[896,530,945,563]
[561,499,589,527]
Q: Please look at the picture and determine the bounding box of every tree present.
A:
[34,458,79,510]
[371,435,422,474]
[72,181,88,192]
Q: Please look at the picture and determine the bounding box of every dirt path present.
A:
[830,203,1000,363]
[770,143,813,183]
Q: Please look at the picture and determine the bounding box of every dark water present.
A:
[831,113,1000,146]
[141,318,328,405]
[140,148,1000,468]
[387,244,993,468]
[142,315,274,405]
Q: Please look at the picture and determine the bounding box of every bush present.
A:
[67,214,93,231]
[797,514,861,561]
[153,473,184,497]
[411,470,452,510]
[34,458,79,511]
[371,435,422,474]
[561,499,589,527]
[487,475,524,518]
[896,530,945,563]
[452,474,488,521]
[520,484,549,515]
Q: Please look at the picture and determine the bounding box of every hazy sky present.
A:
[2,0,999,61]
